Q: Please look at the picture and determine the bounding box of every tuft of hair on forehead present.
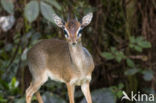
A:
[65,19,80,34]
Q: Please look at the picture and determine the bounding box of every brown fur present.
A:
[27,39,93,83]
[65,20,81,37]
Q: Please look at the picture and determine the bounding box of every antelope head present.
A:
[53,13,93,46]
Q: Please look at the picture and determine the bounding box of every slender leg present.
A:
[66,83,75,103]
[36,91,44,103]
[26,79,46,103]
[81,83,92,103]
[26,83,33,103]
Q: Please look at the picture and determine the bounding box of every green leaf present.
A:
[138,41,152,48]
[142,70,154,81]
[126,58,135,67]
[0,96,7,103]
[24,0,39,22]
[118,83,124,89]
[124,68,139,76]
[129,43,134,48]
[110,47,117,53]
[101,52,114,60]
[40,1,55,22]
[129,36,135,43]
[9,77,19,89]
[1,0,14,14]
[116,91,123,98]
[45,0,61,10]
[136,36,144,42]
[115,51,125,62]
[134,45,142,52]
[115,56,122,63]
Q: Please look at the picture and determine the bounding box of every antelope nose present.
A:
[72,42,76,45]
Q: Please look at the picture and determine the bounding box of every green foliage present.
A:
[9,77,20,95]
[129,36,151,52]
[24,0,39,22]
[1,0,14,14]
[110,83,124,99]
[126,58,135,68]
[24,0,61,23]
[40,1,54,22]
[101,47,126,63]
[44,0,61,10]
[0,96,7,103]
[0,77,20,102]
[142,70,154,81]
[124,68,140,76]
[101,52,114,60]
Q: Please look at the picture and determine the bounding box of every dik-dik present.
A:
[26,12,94,103]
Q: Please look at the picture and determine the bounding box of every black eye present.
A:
[79,29,82,33]
[64,30,68,38]
[64,30,67,34]
[77,29,82,37]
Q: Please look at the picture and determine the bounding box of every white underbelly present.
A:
[46,70,65,82]
[70,75,91,86]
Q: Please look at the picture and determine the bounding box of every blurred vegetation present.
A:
[0,0,156,103]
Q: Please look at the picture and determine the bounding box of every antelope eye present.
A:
[77,33,82,37]
[64,30,67,34]
[64,30,68,38]
[79,29,82,33]
[77,29,82,37]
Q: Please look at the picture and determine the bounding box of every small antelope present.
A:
[26,12,94,103]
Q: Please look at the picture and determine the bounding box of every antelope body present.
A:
[26,12,94,103]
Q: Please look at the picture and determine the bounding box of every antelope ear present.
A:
[81,12,93,27]
[53,14,64,28]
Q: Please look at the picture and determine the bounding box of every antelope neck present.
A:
[68,42,86,70]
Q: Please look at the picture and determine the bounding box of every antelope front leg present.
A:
[81,83,92,103]
[36,91,44,103]
[66,83,75,103]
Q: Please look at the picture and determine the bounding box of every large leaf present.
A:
[40,1,55,23]
[24,0,39,22]
[142,70,154,81]
[138,41,152,48]
[124,68,139,76]
[115,51,125,63]
[126,58,135,67]
[129,36,135,43]
[134,45,142,52]
[101,52,114,60]
[1,0,14,14]
[45,0,61,10]
[111,47,117,53]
